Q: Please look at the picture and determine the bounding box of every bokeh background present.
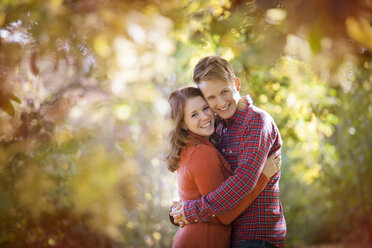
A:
[0,0,371,247]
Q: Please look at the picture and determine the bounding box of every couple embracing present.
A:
[165,56,286,248]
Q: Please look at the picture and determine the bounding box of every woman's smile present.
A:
[183,96,215,137]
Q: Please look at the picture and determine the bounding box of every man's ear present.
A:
[234,77,241,91]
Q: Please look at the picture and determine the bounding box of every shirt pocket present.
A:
[221,146,239,158]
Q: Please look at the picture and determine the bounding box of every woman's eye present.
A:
[203,106,210,111]
[223,90,228,94]
[191,113,197,118]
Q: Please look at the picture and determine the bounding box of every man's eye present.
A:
[222,90,229,94]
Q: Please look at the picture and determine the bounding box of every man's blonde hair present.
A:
[193,55,235,85]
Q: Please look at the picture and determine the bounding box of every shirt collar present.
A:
[226,95,253,126]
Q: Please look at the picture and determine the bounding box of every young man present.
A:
[171,56,286,248]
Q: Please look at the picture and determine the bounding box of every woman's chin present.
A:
[204,129,215,137]
[195,131,212,138]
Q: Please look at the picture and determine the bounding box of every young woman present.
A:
[165,87,281,248]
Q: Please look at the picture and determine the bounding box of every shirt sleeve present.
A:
[217,173,269,225]
[184,112,278,222]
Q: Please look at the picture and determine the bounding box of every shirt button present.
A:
[229,150,232,154]
[212,215,216,217]
[222,149,225,152]
[194,219,198,223]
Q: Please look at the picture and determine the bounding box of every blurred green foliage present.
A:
[0,0,371,247]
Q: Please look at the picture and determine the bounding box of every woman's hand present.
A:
[170,201,189,227]
[262,150,282,178]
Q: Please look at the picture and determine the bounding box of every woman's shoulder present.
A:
[180,143,220,171]
[187,143,219,158]
[180,143,219,164]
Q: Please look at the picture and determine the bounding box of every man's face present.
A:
[198,78,241,120]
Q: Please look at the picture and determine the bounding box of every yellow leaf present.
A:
[346,17,372,50]
[153,232,162,240]
[133,86,159,103]
[114,104,131,121]
[49,0,63,12]
[17,163,55,219]
[151,158,160,167]
[94,35,111,57]
[48,238,56,246]
[266,8,287,25]
[272,83,280,91]
[222,48,235,61]
[0,11,5,26]
[145,193,152,200]
[188,1,200,13]
[259,94,268,103]
[54,127,72,146]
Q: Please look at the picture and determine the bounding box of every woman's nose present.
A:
[200,112,209,120]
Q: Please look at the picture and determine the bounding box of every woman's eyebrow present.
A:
[188,110,197,116]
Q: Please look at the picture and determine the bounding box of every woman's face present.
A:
[183,96,215,138]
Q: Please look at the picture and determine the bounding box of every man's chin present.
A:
[219,112,234,120]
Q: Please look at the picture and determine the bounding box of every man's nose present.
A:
[216,96,224,106]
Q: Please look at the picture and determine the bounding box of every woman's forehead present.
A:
[184,96,207,113]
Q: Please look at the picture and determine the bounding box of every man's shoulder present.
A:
[242,104,274,126]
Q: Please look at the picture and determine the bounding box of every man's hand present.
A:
[170,201,189,227]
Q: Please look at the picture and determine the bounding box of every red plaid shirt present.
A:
[183,96,286,247]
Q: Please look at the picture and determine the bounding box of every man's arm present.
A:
[183,112,279,223]
[170,151,281,225]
